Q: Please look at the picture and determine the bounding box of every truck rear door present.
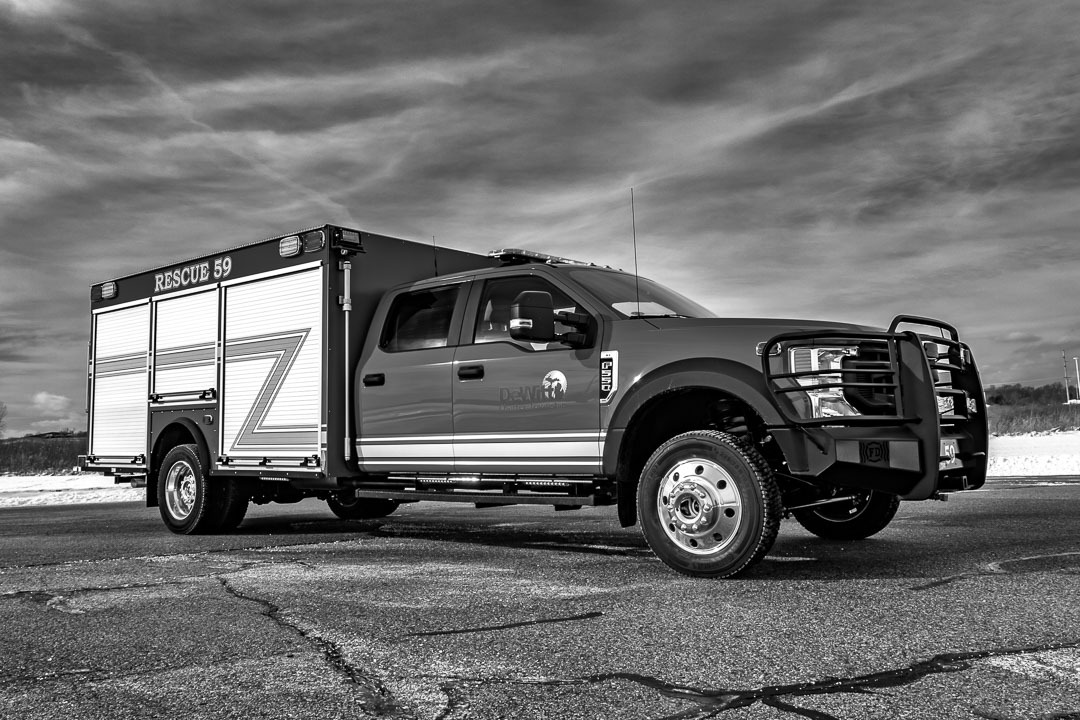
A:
[355,282,465,472]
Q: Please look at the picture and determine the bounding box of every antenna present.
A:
[432,235,439,276]
[631,188,641,317]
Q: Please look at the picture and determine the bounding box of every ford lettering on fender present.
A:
[82,227,988,578]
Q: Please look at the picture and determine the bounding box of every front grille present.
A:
[842,341,898,416]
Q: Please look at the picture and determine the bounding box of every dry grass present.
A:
[988,403,1080,435]
[0,435,87,475]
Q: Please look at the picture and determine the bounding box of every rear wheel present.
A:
[326,491,399,520]
[792,489,900,540]
[637,431,781,578]
[158,444,219,534]
[158,444,247,534]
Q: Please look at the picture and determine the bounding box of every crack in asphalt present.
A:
[406,611,604,637]
[0,560,272,603]
[429,640,1080,720]
[911,551,1080,591]
[0,537,363,571]
[2,557,404,717]
[216,575,402,717]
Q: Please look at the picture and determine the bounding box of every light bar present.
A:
[488,248,588,266]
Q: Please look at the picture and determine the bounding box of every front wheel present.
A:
[326,491,399,520]
[637,431,781,578]
[792,490,900,540]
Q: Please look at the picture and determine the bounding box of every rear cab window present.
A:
[380,285,461,352]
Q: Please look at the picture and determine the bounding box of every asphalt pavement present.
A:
[0,479,1078,719]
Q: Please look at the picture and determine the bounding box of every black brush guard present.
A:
[760,315,989,500]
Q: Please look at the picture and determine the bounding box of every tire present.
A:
[158,444,221,534]
[792,490,900,541]
[326,491,399,520]
[637,430,781,578]
[216,480,249,532]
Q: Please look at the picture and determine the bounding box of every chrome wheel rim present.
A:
[165,460,197,521]
[656,458,743,555]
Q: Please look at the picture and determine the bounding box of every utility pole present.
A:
[1065,350,1071,404]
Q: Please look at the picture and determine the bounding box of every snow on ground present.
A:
[985,430,1080,477]
[0,475,141,507]
[1,432,1077,508]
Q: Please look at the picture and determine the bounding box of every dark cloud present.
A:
[2,0,1080,433]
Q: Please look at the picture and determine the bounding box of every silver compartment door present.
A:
[90,303,150,460]
[222,267,323,464]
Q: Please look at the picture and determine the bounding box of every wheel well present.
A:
[148,422,208,508]
[616,387,781,527]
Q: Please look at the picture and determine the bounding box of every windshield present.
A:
[567,268,716,319]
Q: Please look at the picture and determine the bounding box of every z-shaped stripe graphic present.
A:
[226,330,316,448]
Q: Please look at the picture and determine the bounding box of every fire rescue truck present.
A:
[81,225,988,577]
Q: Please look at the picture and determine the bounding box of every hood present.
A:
[632,317,881,334]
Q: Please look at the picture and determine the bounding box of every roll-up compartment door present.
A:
[153,289,218,401]
[222,267,323,462]
[90,303,150,459]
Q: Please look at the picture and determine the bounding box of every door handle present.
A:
[363,373,385,387]
[457,365,485,380]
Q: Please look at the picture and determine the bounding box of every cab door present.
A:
[356,283,465,472]
[451,274,602,474]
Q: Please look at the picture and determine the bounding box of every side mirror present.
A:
[510,291,555,342]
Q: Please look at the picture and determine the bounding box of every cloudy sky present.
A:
[2,0,1079,436]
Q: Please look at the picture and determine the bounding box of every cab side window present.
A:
[381,286,459,352]
[473,276,583,350]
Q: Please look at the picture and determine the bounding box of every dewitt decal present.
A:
[500,370,569,410]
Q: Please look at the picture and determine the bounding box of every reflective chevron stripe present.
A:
[357,432,604,469]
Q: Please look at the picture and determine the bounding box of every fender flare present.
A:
[148,417,214,506]
[602,358,784,477]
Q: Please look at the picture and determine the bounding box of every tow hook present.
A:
[929,492,950,502]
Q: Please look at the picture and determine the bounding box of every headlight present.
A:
[788,346,860,419]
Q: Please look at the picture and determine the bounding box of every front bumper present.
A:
[761,315,988,500]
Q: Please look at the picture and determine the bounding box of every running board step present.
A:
[348,489,600,507]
